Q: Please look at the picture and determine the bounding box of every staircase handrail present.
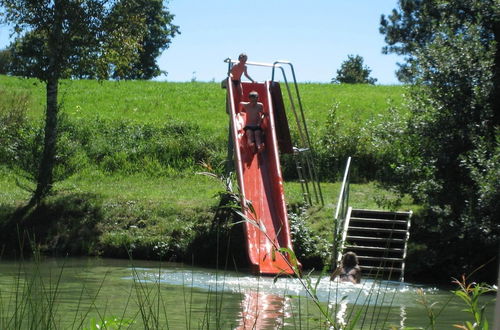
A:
[332,157,351,267]
[335,156,352,224]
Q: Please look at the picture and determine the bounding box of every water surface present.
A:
[0,257,495,329]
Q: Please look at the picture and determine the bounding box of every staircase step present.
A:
[344,245,404,253]
[360,265,403,272]
[357,256,404,262]
[346,235,406,243]
[350,217,408,225]
[348,226,408,234]
[351,209,412,216]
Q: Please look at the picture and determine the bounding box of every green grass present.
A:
[0,75,406,131]
[298,83,407,127]
[0,167,32,204]
[0,74,414,267]
[58,170,223,211]
[0,76,229,136]
[0,164,417,261]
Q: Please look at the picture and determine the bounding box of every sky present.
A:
[0,0,403,84]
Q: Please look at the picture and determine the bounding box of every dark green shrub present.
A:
[379,0,499,284]
[288,206,329,270]
[8,115,228,178]
[313,102,402,182]
[0,48,12,74]
[0,90,44,182]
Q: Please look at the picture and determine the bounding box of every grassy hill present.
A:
[0,75,406,129]
[0,75,414,267]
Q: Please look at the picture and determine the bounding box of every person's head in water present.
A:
[249,91,258,102]
[342,251,359,268]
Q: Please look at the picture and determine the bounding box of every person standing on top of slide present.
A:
[230,53,255,98]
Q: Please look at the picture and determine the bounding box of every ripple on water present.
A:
[124,267,434,307]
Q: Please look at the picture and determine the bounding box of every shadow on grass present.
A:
[187,192,248,270]
[0,192,103,257]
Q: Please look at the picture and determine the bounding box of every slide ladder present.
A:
[271,61,324,206]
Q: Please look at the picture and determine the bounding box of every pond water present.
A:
[0,257,495,329]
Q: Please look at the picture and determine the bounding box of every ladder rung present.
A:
[351,209,412,217]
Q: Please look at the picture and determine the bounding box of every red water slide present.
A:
[227,80,297,275]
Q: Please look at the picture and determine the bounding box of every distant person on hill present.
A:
[242,90,264,153]
[230,53,255,97]
[330,251,362,284]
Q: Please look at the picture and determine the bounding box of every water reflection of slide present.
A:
[236,290,290,329]
[227,81,296,275]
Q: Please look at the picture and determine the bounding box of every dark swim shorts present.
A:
[244,125,261,132]
[232,79,240,86]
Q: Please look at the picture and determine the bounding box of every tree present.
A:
[110,0,179,79]
[332,54,377,84]
[64,0,179,80]
[0,0,151,206]
[0,48,11,74]
[380,0,499,283]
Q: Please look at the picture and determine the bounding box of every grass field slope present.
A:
[0,75,413,268]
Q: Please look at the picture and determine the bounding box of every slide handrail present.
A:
[226,65,246,209]
[271,61,324,206]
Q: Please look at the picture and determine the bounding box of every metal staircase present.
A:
[340,208,412,282]
[333,157,412,282]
